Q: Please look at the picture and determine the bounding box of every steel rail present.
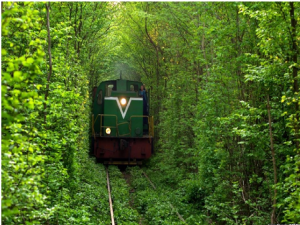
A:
[141,170,187,224]
[106,168,115,225]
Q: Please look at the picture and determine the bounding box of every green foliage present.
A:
[2,2,46,223]
[128,167,187,225]
[117,2,299,224]
[2,2,299,224]
[2,2,114,224]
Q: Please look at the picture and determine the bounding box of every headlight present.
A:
[106,128,111,135]
[120,98,127,105]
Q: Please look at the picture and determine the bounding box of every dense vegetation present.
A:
[2,2,299,224]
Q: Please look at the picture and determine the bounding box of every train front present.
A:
[92,79,154,165]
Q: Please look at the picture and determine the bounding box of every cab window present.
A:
[129,84,138,92]
[106,83,116,96]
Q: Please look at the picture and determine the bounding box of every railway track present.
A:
[106,166,187,225]
[106,167,115,225]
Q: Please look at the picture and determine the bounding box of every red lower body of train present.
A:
[93,136,153,165]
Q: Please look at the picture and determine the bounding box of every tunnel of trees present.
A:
[2,2,299,224]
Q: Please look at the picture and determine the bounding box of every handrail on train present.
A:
[92,114,154,138]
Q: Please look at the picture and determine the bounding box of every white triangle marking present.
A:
[104,97,142,119]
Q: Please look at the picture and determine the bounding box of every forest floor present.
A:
[117,164,204,225]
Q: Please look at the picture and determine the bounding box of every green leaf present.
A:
[13,71,22,81]
[2,49,7,55]
[26,57,34,64]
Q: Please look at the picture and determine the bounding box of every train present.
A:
[91,79,154,165]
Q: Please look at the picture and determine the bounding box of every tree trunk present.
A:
[289,2,299,149]
[44,2,53,123]
[267,94,277,224]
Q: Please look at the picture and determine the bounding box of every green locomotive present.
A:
[91,79,154,165]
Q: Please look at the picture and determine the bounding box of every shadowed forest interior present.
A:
[2,2,300,224]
